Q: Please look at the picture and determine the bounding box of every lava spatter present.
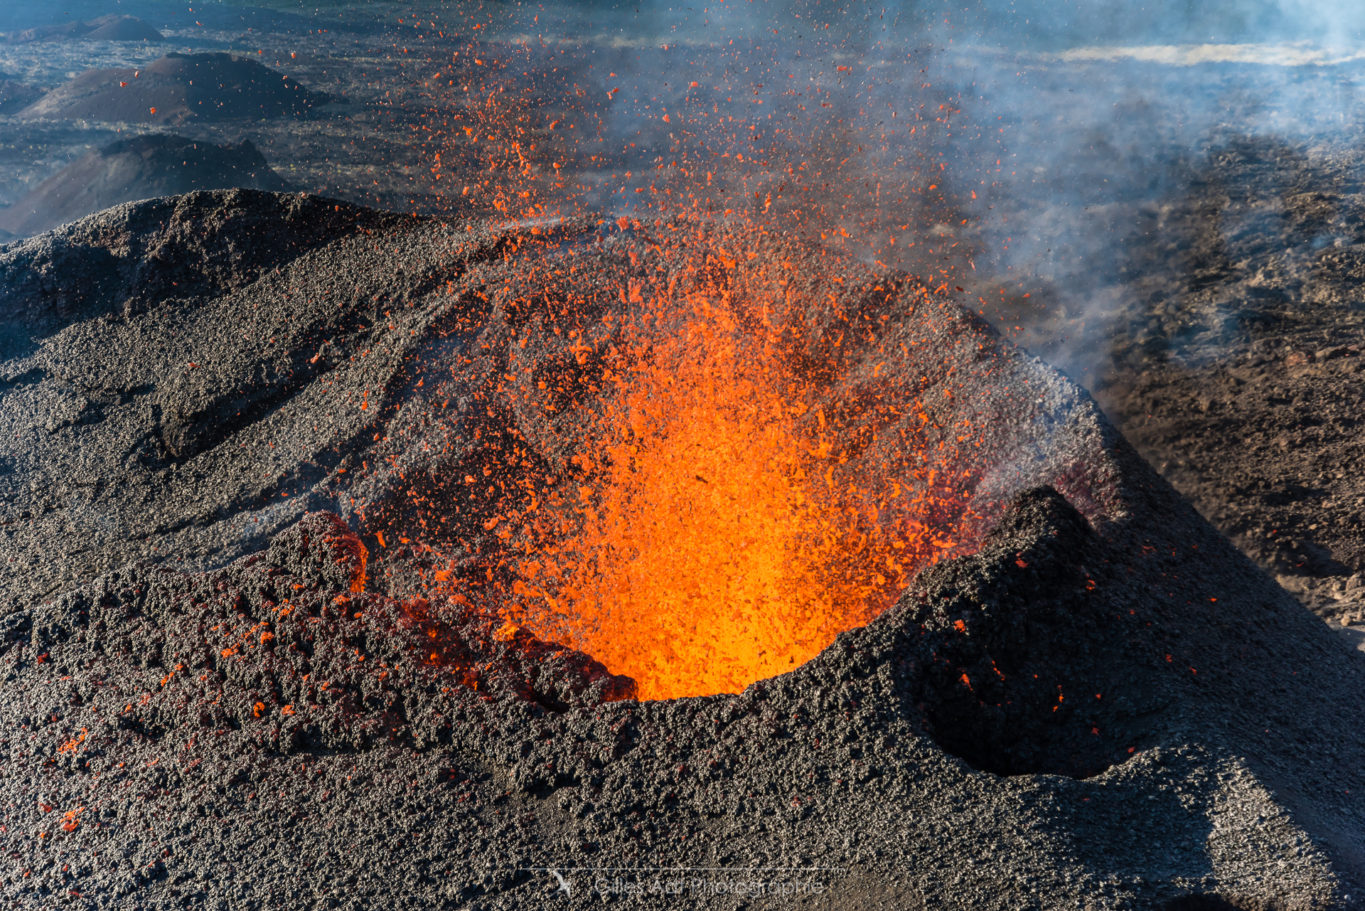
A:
[419,222,976,700]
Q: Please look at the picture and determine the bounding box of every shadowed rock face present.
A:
[16,52,329,125]
[0,190,1361,910]
[0,134,290,238]
[4,14,163,44]
[903,486,1155,778]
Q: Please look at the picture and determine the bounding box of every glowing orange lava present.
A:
[485,231,962,700]
[405,34,977,700]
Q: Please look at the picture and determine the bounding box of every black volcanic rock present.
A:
[903,486,1156,779]
[16,52,328,124]
[5,14,164,43]
[0,190,1361,909]
[0,134,290,238]
[8,512,632,754]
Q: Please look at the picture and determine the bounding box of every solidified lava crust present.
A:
[1,190,1363,910]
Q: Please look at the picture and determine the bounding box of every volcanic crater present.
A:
[1,190,1363,909]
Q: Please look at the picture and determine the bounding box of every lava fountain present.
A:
[428,220,980,700]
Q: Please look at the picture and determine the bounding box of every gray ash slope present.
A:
[2,15,163,44]
[0,190,1362,909]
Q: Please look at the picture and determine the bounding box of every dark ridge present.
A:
[17,52,330,125]
[900,486,1167,779]
[0,75,42,114]
[0,134,291,238]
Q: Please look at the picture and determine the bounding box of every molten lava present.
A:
[473,229,966,700]
[401,33,979,700]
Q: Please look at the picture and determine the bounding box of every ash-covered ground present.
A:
[3,1,1365,908]
[1088,140,1365,630]
[2,1,1364,634]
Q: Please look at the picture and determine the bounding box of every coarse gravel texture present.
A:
[1088,137,1365,637]
[0,189,1362,910]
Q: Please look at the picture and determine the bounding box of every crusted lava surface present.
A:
[1,190,1363,909]
[1087,137,1365,632]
